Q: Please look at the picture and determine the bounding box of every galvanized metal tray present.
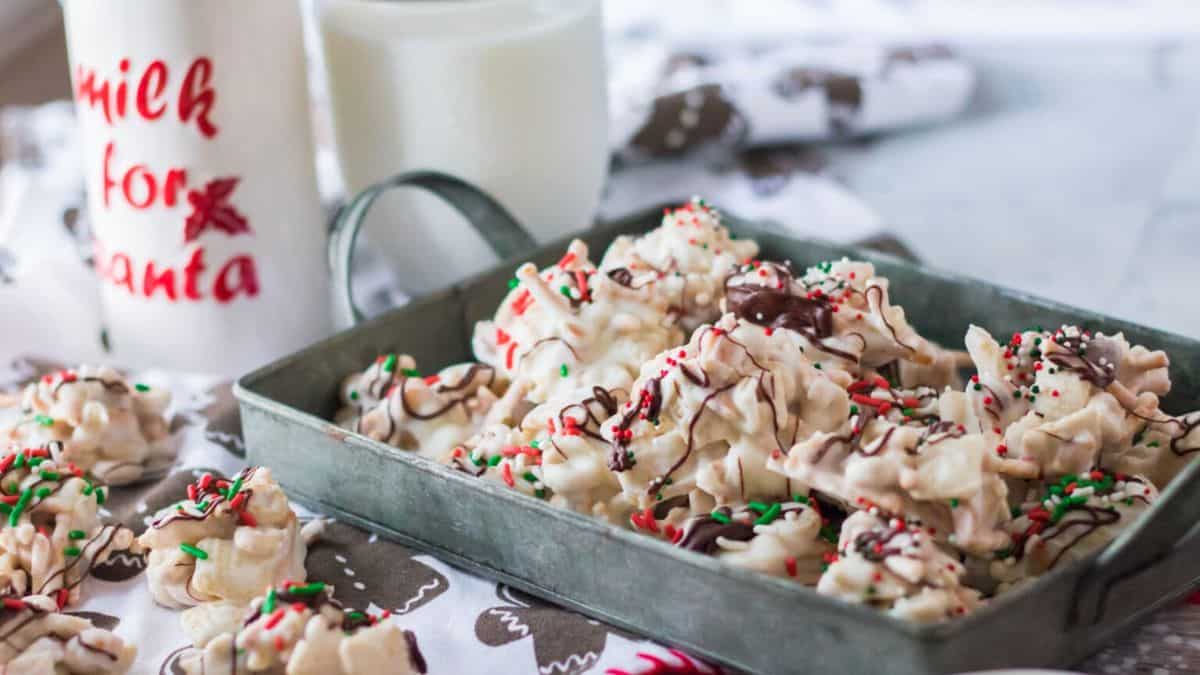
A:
[236,171,1200,675]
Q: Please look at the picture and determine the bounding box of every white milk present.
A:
[319,0,608,293]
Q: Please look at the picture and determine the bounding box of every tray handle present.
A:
[328,170,538,326]
[1068,457,1200,628]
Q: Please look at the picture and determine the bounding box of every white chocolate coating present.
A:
[138,467,306,609]
[0,448,134,604]
[337,357,502,459]
[179,584,424,675]
[991,471,1159,587]
[818,510,982,622]
[604,313,849,511]
[474,240,684,405]
[0,594,136,673]
[2,366,174,486]
[600,198,759,333]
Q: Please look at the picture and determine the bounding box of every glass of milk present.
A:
[317,0,608,294]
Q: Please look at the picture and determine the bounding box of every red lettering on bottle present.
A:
[121,165,157,210]
[179,58,218,138]
[136,60,168,120]
[143,263,177,300]
[183,247,206,300]
[213,255,259,303]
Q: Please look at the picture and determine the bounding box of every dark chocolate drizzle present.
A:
[1046,333,1119,389]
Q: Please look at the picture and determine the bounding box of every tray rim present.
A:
[236,206,1200,649]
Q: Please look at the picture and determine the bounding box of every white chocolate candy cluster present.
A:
[332,196,1200,622]
[178,582,425,675]
[819,510,982,622]
[0,593,136,674]
[473,239,684,404]
[138,467,308,609]
[600,198,759,332]
[336,356,502,459]
[0,447,134,605]
[1,366,174,486]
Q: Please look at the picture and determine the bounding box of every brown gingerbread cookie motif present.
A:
[738,146,829,197]
[628,84,747,158]
[306,520,449,615]
[771,68,863,135]
[476,584,632,675]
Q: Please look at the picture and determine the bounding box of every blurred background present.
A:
[3,0,1200,335]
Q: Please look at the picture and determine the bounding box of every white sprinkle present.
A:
[679,108,700,128]
[665,129,686,148]
[343,567,355,577]
[354,582,366,591]
[335,554,347,564]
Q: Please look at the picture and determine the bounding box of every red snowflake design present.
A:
[183,177,251,243]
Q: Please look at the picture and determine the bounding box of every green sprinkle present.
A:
[401,368,420,378]
[866,585,877,595]
[382,354,397,373]
[819,525,838,544]
[134,383,150,392]
[535,489,546,499]
[69,530,86,540]
[27,458,42,468]
[228,475,244,500]
[1011,505,1022,518]
[487,455,503,467]
[1031,385,1041,394]
[709,510,731,525]
[529,440,539,449]
[34,415,54,427]
[347,611,366,621]
[995,548,1012,560]
[8,489,30,526]
[1148,441,1161,448]
[1048,485,1063,496]
[1124,497,1134,506]
[559,285,572,298]
[12,454,23,470]
[64,546,81,557]
[901,407,916,417]
[754,503,782,526]
[39,471,59,482]
[0,504,9,515]
[35,487,50,499]
[560,364,569,378]
[973,383,982,391]
[289,582,326,596]
[1028,396,1037,403]
[195,500,209,511]
[508,278,519,289]
[747,501,769,513]
[262,588,277,614]
[949,498,959,508]
[349,390,359,401]
[849,405,859,416]
[180,543,208,560]
[522,471,538,483]
[793,494,809,504]
[82,482,94,496]
[94,488,105,505]
[813,363,822,370]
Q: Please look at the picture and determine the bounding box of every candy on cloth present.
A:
[1,365,175,485]
[137,467,307,609]
[721,258,941,382]
[0,593,135,673]
[818,510,981,623]
[603,313,849,510]
[0,447,135,604]
[473,239,684,406]
[600,197,759,333]
[178,582,426,675]
[336,357,503,458]
[992,471,1159,589]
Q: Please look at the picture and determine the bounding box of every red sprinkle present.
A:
[0,454,14,474]
[274,635,286,652]
[575,270,589,301]
[56,589,68,610]
[501,462,514,488]
[511,289,533,316]
[423,374,440,386]
[785,557,798,577]
[851,394,881,408]
[238,510,258,527]
[291,602,307,613]
[199,474,213,491]
[187,484,197,501]
[3,598,24,610]
[873,376,891,390]
[495,328,511,345]
[264,607,287,630]
[557,251,577,269]
[505,342,518,371]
